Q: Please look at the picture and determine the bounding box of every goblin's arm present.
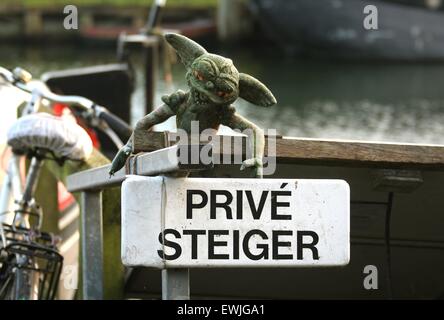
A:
[109,104,175,175]
[222,112,265,178]
[130,103,175,148]
[130,90,188,145]
[135,104,174,131]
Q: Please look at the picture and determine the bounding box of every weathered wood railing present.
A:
[66,131,444,299]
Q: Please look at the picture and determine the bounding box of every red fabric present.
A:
[53,103,100,212]
[53,103,100,148]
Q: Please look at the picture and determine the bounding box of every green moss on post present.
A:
[102,186,123,299]
[46,150,124,299]
[34,165,59,234]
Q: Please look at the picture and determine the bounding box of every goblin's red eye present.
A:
[217,91,231,98]
[194,70,204,81]
[217,91,224,97]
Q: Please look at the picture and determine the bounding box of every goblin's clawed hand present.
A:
[240,157,263,178]
[109,144,132,177]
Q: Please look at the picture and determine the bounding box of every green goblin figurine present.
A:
[109,33,276,178]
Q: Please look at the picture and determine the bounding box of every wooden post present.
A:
[80,10,94,30]
[34,166,58,234]
[144,38,159,113]
[24,9,43,37]
[217,0,251,41]
[132,14,146,29]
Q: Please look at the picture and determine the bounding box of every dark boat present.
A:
[250,0,444,60]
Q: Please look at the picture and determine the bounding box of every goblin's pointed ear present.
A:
[238,73,277,107]
[164,33,207,68]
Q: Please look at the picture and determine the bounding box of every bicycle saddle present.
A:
[6,113,93,161]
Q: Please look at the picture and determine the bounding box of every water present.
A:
[2,43,444,145]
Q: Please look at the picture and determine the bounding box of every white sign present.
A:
[121,176,350,268]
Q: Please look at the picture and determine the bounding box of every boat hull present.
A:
[252,0,444,60]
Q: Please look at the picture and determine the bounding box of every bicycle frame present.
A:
[0,81,52,300]
[0,66,131,299]
[0,154,44,236]
[0,74,125,230]
[0,87,44,232]
[0,155,24,227]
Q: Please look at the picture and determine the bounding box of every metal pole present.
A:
[144,0,166,33]
[161,268,190,300]
[81,191,104,300]
[144,38,158,113]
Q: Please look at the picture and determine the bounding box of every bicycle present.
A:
[0,67,132,299]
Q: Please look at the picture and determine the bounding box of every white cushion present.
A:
[7,113,93,161]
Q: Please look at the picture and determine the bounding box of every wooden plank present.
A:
[133,131,444,170]
[67,144,212,192]
[276,138,444,169]
[133,130,169,153]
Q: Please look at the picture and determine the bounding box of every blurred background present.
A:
[3,0,444,300]
[2,0,444,144]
